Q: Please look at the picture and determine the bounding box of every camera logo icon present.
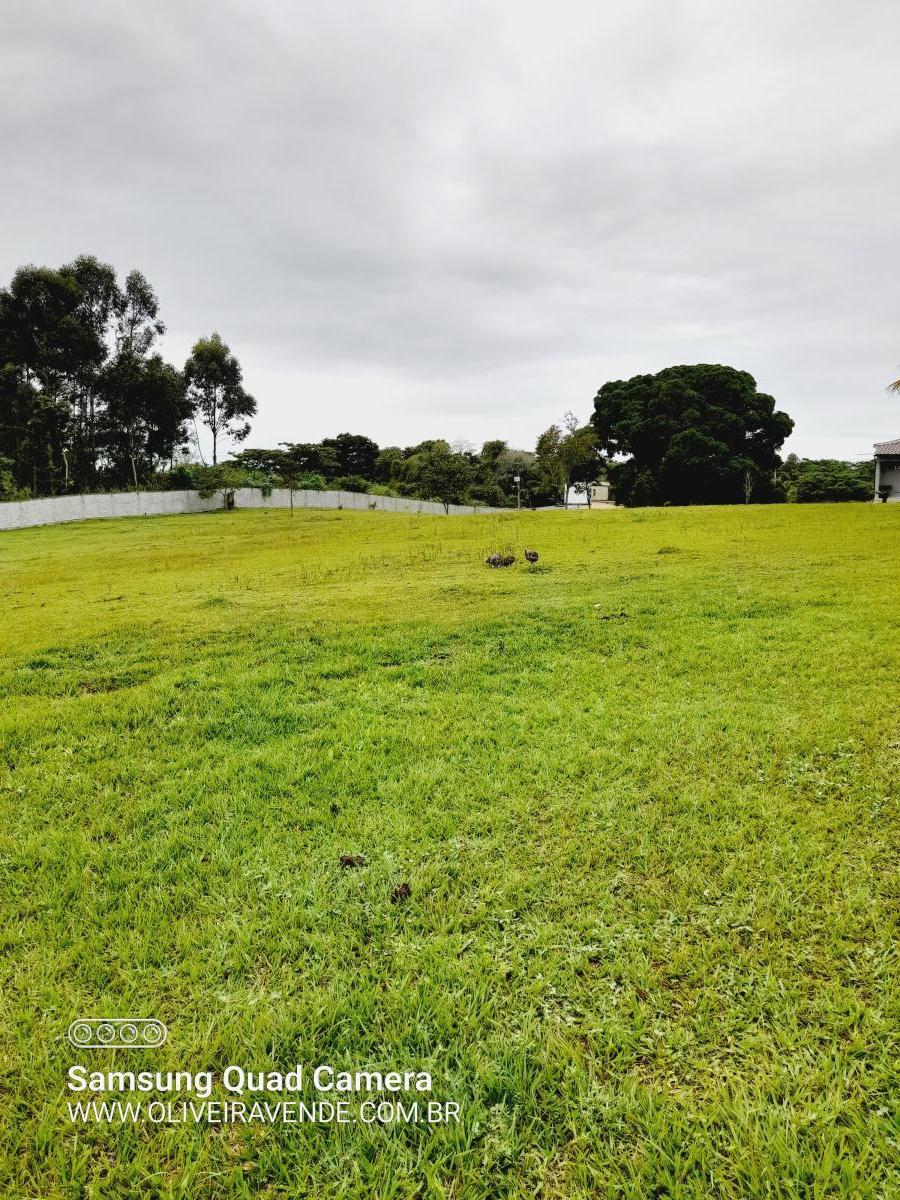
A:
[67,1018,168,1049]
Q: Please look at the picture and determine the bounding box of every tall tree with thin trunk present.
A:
[62,255,119,485]
[184,332,256,464]
[558,411,600,507]
[0,264,105,493]
[113,270,165,358]
[534,424,566,504]
[101,354,189,488]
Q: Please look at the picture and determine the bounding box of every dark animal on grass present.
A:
[484,553,502,568]
[499,553,516,567]
[524,548,539,564]
[339,853,367,868]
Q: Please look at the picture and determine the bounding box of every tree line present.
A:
[0,257,877,508]
[0,256,255,498]
[228,414,599,512]
[0,256,600,509]
[219,369,872,507]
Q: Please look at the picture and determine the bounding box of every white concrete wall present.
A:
[0,489,501,531]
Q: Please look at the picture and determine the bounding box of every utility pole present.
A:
[514,474,521,509]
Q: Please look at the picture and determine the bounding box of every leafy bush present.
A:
[466,481,512,508]
[0,454,21,500]
[794,462,872,503]
[331,474,372,494]
[158,463,274,507]
[292,472,327,491]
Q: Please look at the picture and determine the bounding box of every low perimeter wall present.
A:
[0,489,502,532]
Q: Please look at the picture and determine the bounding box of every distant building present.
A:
[874,438,900,502]
[534,481,615,510]
[589,481,614,507]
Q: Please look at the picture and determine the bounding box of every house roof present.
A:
[874,438,900,455]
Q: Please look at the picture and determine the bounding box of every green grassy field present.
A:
[0,503,898,1199]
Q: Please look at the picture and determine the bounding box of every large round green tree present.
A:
[591,364,793,506]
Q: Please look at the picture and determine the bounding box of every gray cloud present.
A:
[2,0,899,456]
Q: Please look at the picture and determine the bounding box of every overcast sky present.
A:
[2,0,899,459]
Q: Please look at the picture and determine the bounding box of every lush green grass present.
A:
[0,503,898,1199]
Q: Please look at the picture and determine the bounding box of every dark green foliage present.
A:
[332,474,372,494]
[320,432,380,479]
[231,445,334,488]
[100,354,190,488]
[0,453,17,499]
[281,441,340,478]
[534,415,601,506]
[374,445,406,483]
[183,332,256,465]
[228,432,571,511]
[0,257,194,495]
[238,436,537,509]
[113,268,165,357]
[294,471,327,490]
[185,463,272,508]
[411,443,476,512]
[232,447,344,493]
[229,446,292,476]
[783,456,874,502]
[0,263,106,494]
[534,425,565,502]
[592,364,793,506]
[459,439,526,508]
[0,263,105,388]
[0,365,66,496]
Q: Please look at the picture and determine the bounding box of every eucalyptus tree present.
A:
[100,355,189,488]
[0,257,180,494]
[183,333,256,464]
[0,263,106,492]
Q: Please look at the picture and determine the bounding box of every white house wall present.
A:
[876,462,900,501]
